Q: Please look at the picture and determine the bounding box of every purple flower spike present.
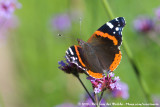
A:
[51,13,71,32]
[87,72,121,94]
[133,16,154,33]
[112,81,129,99]
[0,0,21,19]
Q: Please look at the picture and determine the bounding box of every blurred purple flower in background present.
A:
[155,7,160,20]
[111,81,129,100]
[152,95,160,107]
[51,13,71,32]
[0,0,21,19]
[0,0,21,42]
[133,16,154,33]
[133,7,160,46]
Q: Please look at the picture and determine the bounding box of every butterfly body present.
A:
[66,17,126,78]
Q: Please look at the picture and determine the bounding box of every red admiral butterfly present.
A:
[66,17,126,79]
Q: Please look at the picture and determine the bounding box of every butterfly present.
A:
[65,17,126,78]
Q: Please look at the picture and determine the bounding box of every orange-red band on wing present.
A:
[109,51,122,71]
[74,45,86,67]
[87,70,104,79]
[95,31,118,46]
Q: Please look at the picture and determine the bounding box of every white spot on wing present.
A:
[69,48,74,55]
[66,50,69,54]
[113,32,115,34]
[115,27,119,31]
[106,22,114,29]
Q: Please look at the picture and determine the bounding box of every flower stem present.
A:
[99,90,104,103]
[76,76,95,103]
[101,0,114,20]
[94,92,99,107]
[101,0,152,103]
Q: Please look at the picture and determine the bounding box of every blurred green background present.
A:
[0,0,160,107]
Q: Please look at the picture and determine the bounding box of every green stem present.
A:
[101,0,114,19]
[76,76,95,103]
[99,90,104,103]
[101,0,152,103]
[94,92,99,107]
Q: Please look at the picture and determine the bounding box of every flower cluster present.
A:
[0,0,21,19]
[0,0,21,42]
[87,72,121,94]
[133,16,154,33]
[133,7,160,34]
[58,56,84,76]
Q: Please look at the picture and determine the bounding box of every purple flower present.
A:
[110,83,116,89]
[51,13,71,32]
[152,95,160,107]
[58,56,84,76]
[0,0,21,19]
[87,73,121,94]
[109,72,114,77]
[94,83,102,94]
[155,7,160,20]
[114,76,120,81]
[55,103,76,107]
[111,81,129,100]
[133,16,154,33]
